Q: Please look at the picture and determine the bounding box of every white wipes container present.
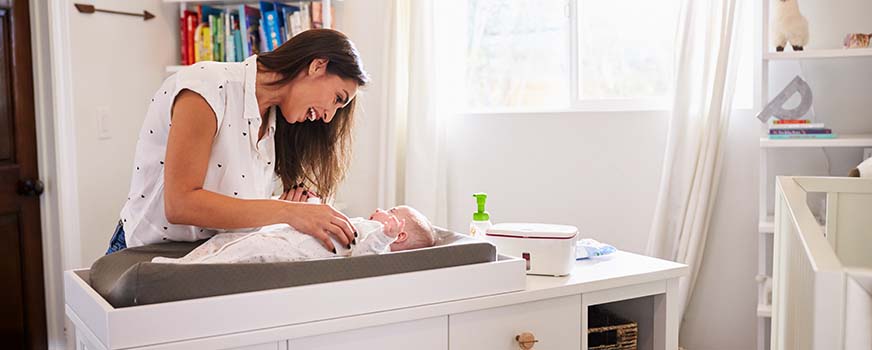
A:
[485,223,578,276]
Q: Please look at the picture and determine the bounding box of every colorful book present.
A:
[184,11,199,65]
[179,15,188,65]
[281,5,300,39]
[198,5,223,24]
[769,134,837,140]
[224,10,241,62]
[772,119,811,124]
[275,3,300,44]
[769,123,826,130]
[769,128,832,135]
[259,2,278,51]
[299,3,312,32]
[263,10,281,51]
[234,30,243,61]
[287,11,302,38]
[258,19,268,53]
[208,14,223,61]
[195,23,213,62]
[238,5,261,58]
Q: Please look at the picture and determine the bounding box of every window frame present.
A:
[458,0,676,115]
[462,0,756,115]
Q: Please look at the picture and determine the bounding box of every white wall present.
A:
[67,0,178,265]
[444,112,668,252]
[679,109,759,350]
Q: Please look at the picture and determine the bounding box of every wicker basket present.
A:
[587,306,638,350]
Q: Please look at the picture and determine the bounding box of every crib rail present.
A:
[771,177,867,350]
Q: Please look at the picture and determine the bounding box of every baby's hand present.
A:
[382,216,405,238]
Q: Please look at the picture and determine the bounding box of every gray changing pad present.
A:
[89,228,496,308]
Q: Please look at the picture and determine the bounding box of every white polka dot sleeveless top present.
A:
[120,55,280,247]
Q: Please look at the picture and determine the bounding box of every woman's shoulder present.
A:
[173,61,244,85]
[164,61,248,121]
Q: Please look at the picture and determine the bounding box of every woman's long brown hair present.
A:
[258,29,368,199]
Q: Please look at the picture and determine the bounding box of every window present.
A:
[576,0,678,102]
[462,1,571,111]
[443,0,687,112]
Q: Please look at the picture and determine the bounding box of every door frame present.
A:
[30,0,82,347]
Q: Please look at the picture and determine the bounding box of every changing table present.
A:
[67,251,687,350]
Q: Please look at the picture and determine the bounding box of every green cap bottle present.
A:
[472,193,490,221]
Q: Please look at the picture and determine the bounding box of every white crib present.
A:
[773,176,872,350]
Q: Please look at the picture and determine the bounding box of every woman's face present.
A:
[280,58,359,124]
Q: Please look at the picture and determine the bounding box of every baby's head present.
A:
[368,205,435,251]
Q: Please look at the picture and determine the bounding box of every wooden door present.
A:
[0,0,47,349]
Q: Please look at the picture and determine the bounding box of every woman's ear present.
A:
[308,58,329,75]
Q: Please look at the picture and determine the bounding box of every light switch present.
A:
[97,106,111,140]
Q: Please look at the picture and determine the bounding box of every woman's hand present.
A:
[283,202,354,252]
[279,183,319,203]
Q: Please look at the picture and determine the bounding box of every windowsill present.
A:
[450,106,754,117]
[453,109,668,118]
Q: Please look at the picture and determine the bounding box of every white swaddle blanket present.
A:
[152,218,395,264]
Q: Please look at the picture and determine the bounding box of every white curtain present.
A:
[378,0,449,226]
[646,0,743,322]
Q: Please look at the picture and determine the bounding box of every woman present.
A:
[106,29,368,255]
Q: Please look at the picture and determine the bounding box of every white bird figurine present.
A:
[772,0,809,51]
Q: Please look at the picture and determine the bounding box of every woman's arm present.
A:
[164,90,354,250]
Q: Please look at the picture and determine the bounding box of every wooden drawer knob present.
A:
[515,332,538,349]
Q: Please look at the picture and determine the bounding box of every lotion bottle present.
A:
[470,193,492,237]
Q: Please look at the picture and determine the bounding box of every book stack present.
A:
[768,119,836,140]
[179,1,332,66]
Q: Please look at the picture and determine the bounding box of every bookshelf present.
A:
[759,133,872,148]
[756,2,872,350]
[165,0,264,3]
[764,48,872,60]
[166,0,333,73]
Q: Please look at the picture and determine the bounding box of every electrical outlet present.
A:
[864,148,872,161]
[96,106,111,140]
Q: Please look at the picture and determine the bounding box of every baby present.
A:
[152,206,436,264]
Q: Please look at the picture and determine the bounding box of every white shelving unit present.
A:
[764,47,872,60]
[756,1,872,350]
[165,0,333,73]
[760,134,872,148]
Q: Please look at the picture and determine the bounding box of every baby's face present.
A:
[368,207,409,234]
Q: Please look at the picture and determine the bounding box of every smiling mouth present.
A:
[307,107,319,121]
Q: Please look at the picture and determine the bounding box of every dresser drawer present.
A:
[288,316,447,350]
[449,295,581,350]
[223,341,287,350]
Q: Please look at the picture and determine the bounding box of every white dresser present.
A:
[74,251,687,350]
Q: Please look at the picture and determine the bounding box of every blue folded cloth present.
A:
[575,239,617,260]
